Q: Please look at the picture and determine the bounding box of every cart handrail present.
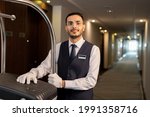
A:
[1,0,56,73]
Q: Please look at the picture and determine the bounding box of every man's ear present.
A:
[65,26,68,32]
[83,24,85,31]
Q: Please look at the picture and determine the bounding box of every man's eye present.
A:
[67,22,73,25]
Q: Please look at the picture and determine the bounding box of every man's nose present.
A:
[72,23,77,28]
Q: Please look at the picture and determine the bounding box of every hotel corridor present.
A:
[94,52,144,100]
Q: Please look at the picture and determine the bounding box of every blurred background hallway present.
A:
[94,51,144,100]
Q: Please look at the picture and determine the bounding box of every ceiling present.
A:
[48,0,150,35]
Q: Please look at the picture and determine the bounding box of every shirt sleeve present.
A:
[30,43,61,79]
[29,50,52,79]
[65,45,100,90]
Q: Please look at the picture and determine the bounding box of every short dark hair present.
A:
[65,12,84,24]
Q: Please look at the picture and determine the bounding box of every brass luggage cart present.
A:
[0,0,57,100]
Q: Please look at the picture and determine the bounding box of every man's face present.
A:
[65,15,85,39]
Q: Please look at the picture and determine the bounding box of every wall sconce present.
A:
[32,0,48,11]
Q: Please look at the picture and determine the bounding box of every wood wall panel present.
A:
[0,1,52,75]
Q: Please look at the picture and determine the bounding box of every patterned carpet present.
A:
[94,52,144,100]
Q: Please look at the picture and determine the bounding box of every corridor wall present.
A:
[143,20,150,99]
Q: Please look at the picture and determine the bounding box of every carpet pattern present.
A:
[94,52,144,100]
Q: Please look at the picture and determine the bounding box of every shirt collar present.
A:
[69,37,85,49]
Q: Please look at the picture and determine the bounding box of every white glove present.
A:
[16,72,37,84]
[48,73,63,88]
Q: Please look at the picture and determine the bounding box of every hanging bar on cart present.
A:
[0,12,16,21]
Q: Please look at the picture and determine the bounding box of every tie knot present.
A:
[71,44,76,48]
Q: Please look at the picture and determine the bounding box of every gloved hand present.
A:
[48,73,63,88]
[16,72,37,84]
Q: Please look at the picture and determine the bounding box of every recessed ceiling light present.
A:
[46,0,51,3]
[114,33,117,36]
[107,9,112,13]
[100,29,107,33]
[137,33,140,36]
[127,35,131,39]
[139,19,144,22]
[104,30,107,33]
[99,27,102,30]
[91,20,95,23]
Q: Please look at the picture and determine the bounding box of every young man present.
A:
[17,12,100,100]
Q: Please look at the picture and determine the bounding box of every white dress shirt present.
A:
[30,38,100,90]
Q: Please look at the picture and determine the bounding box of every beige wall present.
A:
[52,6,62,43]
[84,21,102,47]
[52,6,70,43]
[147,21,150,99]
[143,20,150,99]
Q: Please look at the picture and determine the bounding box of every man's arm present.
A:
[16,50,52,84]
[33,42,61,79]
[17,43,61,84]
[31,50,52,79]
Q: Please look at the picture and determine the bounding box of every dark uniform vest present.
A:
[57,40,93,100]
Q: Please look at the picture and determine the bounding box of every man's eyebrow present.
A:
[67,20,82,22]
[76,20,81,22]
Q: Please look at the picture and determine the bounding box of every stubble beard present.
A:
[69,34,82,39]
[68,30,82,40]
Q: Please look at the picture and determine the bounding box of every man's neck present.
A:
[69,36,82,43]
